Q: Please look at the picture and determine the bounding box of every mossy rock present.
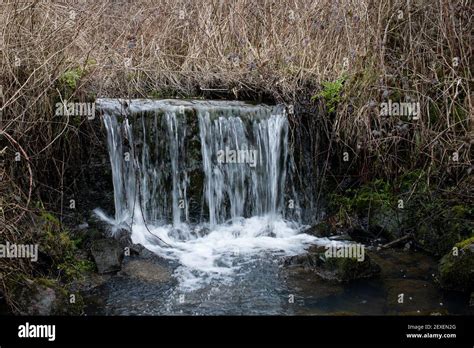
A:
[438,238,474,292]
[319,252,381,282]
[16,278,83,315]
[304,222,334,237]
[285,246,381,282]
[91,239,123,274]
[412,202,473,256]
[370,209,401,240]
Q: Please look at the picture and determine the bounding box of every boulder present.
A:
[304,222,334,237]
[16,278,82,315]
[284,245,381,282]
[91,239,123,274]
[115,228,133,249]
[438,237,474,292]
[25,283,57,315]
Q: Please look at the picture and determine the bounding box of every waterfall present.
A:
[198,110,289,226]
[96,99,315,290]
[98,99,294,228]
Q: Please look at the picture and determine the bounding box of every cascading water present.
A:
[95,99,322,290]
[198,110,289,226]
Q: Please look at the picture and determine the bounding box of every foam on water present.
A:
[130,216,323,290]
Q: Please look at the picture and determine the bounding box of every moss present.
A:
[413,202,473,256]
[13,277,84,315]
[328,178,400,238]
[38,209,94,271]
[456,236,474,249]
[302,247,380,282]
[5,209,94,314]
[58,259,96,282]
[328,174,473,255]
[438,238,474,292]
[322,254,381,282]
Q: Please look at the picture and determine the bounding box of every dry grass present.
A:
[0,0,472,310]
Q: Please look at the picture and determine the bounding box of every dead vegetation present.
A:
[0,0,472,312]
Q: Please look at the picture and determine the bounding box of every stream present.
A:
[84,99,471,316]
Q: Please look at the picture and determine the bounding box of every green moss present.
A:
[11,277,84,315]
[438,238,474,292]
[328,178,397,232]
[328,173,473,255]
[35,277,58,289]
[413,202,473,256]
[58,259,95,282]
[456,236,474,249]
[316,252,381,282]
[330,179,393,214]
[38,210,95,280]
[1,209,94,314]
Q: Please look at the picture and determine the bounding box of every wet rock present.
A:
[91,239,123,274]
[438,238,474,292]
[70,272,111,293]
[115,228,133,249]
[304,222,334,237]
[119,259,171,283]
[283,245,325,268]
[77,222,89,230]
[87,227,104,240]
[284,245,381,282]
[128,243,158,258]
[348,217,395,246]
[315,253,381,282]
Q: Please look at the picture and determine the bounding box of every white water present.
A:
[95,99,332,290]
